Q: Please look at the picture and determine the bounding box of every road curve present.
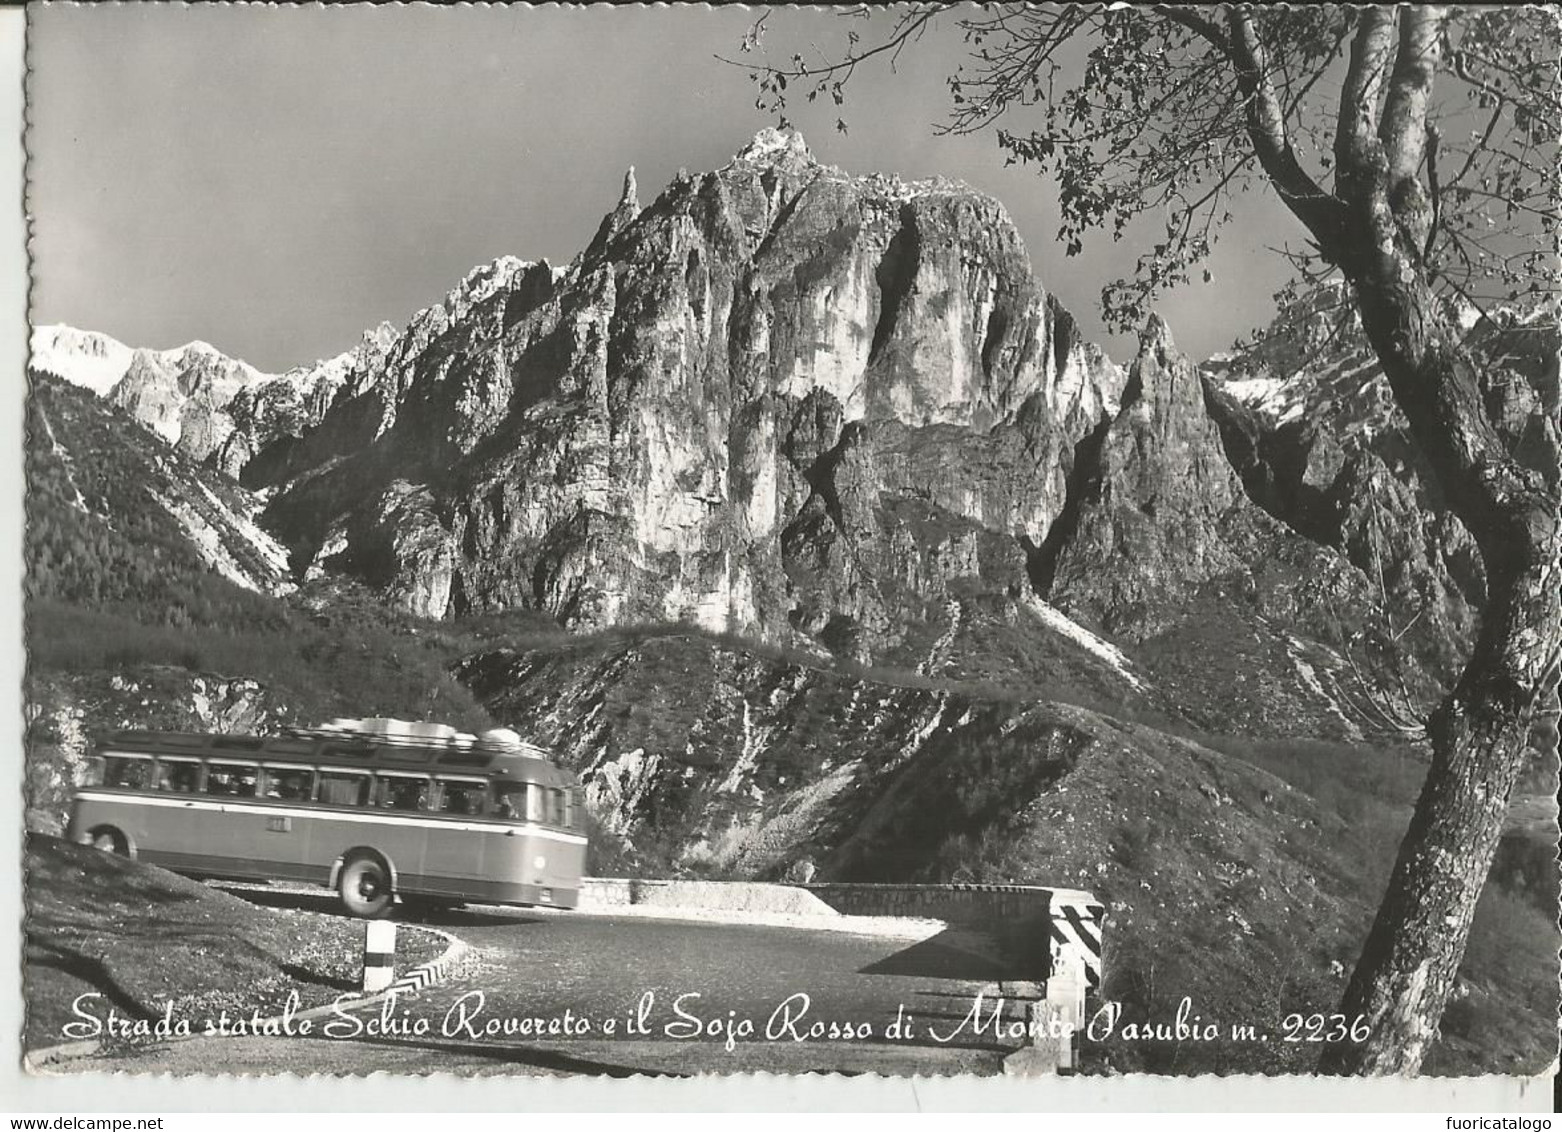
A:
[46,891,1034,1077]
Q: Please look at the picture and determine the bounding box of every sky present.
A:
[27,4,1302,372]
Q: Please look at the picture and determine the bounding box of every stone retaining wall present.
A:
[802,883,1100,980]
[580,876,1104,1072]
[580,877,840,917]
[800,882,1093,926]
[580,878,1103,985]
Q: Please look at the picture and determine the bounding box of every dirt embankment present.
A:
[23,834,442,1051]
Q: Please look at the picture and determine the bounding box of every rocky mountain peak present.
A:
[731,126,814,169]
[1139,310,1177,355]
[585,167,645,261]
[1120,313,1194,409]
[247,134,1136,668]
[29,324,136,397]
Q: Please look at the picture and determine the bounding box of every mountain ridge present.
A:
[30,128,1560,739]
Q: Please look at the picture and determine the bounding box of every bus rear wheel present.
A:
[338,854,394,919]
[89,828,127,856]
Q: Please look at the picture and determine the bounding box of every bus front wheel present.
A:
[338,854,394,919]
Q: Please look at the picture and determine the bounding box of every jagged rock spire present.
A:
[621,166,638,213]
[583,165,643,263]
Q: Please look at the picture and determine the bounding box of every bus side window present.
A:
[102,755,154,790]
[204,761,259,798]
[263,767,315,801]
[378,775,428,811]
[436,779,486,816]
[319,771,370,807]
[154,760,200,793]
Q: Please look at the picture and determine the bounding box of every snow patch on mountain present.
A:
[189,478,294,588]
[145,486,277,595]
[1221,375,1307,425]
[30,324,279,398]
[1022,593,1146,691]
[28,325,136,396]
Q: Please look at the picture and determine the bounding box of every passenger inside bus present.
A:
[437,780,486,816]
[205,763,258,797]
[102,756,154,790]
[380,776,427,811]
[265,768,314,801]
[155,762,200,793]
[494,783,541,822]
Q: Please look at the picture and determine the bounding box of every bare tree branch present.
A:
[1333,6,1396,198]
[1226,7,1347,251]
[1379,6,1446,192]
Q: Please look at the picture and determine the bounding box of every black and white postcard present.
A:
[17,2,1560,1103]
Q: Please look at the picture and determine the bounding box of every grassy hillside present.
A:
[23,834,440,1051]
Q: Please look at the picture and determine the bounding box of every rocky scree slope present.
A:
[26,373,293,600]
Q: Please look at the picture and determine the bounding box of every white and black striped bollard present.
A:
[362,920,397,993]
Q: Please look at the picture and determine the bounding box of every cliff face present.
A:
[1203,285,1561,691]
[42,131,1516,739]
[260,129,1127,663]
[1040,314,1368,633]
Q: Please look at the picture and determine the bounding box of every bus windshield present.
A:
[493,782,567,825]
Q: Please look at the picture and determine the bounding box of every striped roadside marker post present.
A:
[1044,895,1104,1071]
[1045,951,1088,1071]
[1048,897,1104,993]
[363,920,397,993]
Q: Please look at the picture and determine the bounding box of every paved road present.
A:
[48,889,1035,1077]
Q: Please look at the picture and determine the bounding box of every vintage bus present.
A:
[66,718,588,917]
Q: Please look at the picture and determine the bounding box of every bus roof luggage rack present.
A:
[108,730,209,749]
[285,718,489,756]
[478,728,523,751]
[438,749,497,768]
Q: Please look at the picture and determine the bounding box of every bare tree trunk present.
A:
[1319,506,1560,1073]
[1223,4,1562,1072]
[1100,1,1557,1072]
[1315,243,1562,1076]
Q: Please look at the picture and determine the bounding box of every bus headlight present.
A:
[534,855,546,870]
